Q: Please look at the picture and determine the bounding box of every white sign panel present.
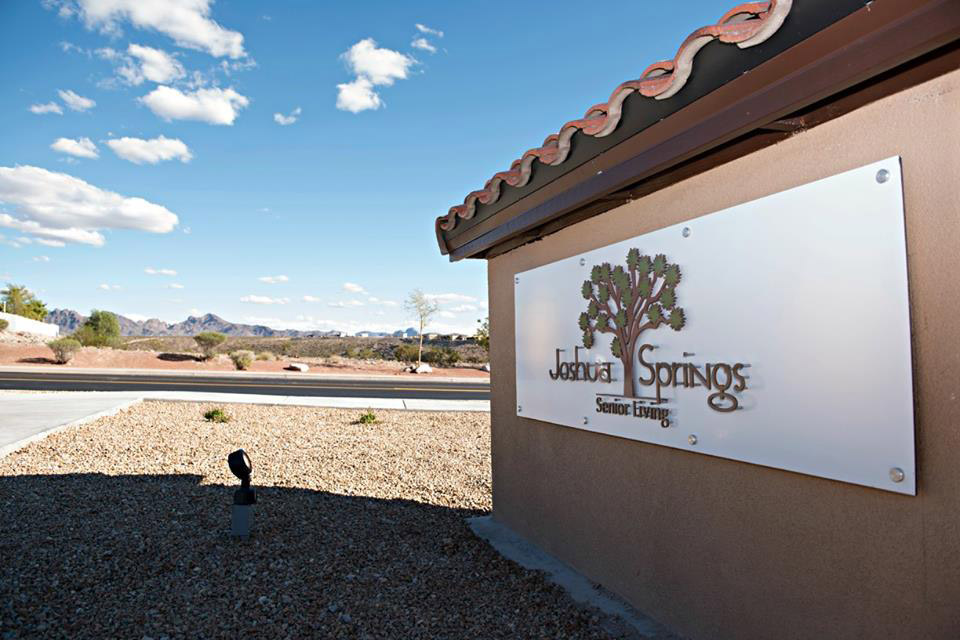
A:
[515,158,915,494]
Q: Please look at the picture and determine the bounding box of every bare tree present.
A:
[405,289,439,368]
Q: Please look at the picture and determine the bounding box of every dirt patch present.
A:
[0,344,490,379]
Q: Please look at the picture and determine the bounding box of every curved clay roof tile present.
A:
[437,0,793,236]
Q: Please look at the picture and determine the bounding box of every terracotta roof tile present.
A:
[437,0,793,235]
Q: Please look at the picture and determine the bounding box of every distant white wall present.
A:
[0,311,60,338]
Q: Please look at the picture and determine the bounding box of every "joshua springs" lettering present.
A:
[548,347,613,383]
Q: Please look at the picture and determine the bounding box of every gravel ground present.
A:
[0,402,638,639]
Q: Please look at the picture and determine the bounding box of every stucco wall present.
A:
[0,312,59,338]
[487,68,960,639]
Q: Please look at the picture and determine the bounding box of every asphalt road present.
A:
[0,371,490,401]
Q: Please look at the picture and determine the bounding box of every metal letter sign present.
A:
[514,158,915,494]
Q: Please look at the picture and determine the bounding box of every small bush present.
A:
[230,350,255,370]
[345,346,376,360]
[73,310,121,348]
[194,332,226,360]
[255,351,275,361]
[476,317,489,353]
[0,318,8,332]
[47,337,81,364]
[203,408,230,423]
[422,347,460,367]
[357,410,377,424]
[393,343,420,363]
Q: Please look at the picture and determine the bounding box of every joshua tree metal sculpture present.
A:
[579,249,685,398]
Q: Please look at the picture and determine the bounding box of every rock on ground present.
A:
[0,402,631,639]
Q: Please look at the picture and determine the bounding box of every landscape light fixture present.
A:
[228,449,256,538]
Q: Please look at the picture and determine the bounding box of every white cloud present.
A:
[98,283,120,290]
[0,165,178,247]
[449,304,479,313]
[123,313,149,321]
[58,89,96,111]
[439,310,455,319]
[240,295,289,305]
[36,238,66,247]
[342,39,415,85]
[328,300,365,308]
[302,295,322,303]
[128,44,185,83]
[425,293,479,304]
[166,283,184,289]
[342,282,366,294]
[33,255,51,262]
[415,24,444,37]
[30,102,63,115]
[368,297,399,307]
[273,106,301,126]
[106,136,192,164]
[336,39,416,113]
[410,38,436,54]
[100,44,186,86]
[54,0,247,58]
[139,86,249,125]
[336,77,381,113]
[50,137,99,159]
[258,275,288,284]
[145,267,177,276]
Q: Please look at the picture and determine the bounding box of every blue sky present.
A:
[1,0,730,335]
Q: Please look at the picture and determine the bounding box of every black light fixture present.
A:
[228,449,256,538]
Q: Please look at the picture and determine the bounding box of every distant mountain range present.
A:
[45,309,343,338]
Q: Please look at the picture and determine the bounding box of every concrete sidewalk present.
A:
[0,392,143,459]
[0,391,489,459]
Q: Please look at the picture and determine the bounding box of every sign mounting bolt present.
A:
[876,169,890,184]
[687,434,698,445]
[517,405,522,413]
[514,276,519,284]
[682,227,691,238]
[579,258,586,266]
[889,467,905,483]
[583,417,589,425]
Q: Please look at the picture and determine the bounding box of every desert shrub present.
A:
[476,317,489,353]
[393,343,420,362]
[194,332,226,360]
[229,350,255,370]
[73,309,120,347]
[357,410,377,424]
[345,346,377,360]
[422,347,460,367]
[203,408,230,423]
[47,337,81,364]
[255,351,275,361]
[0,319,8,332]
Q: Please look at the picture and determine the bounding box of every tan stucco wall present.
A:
[487,68,960,639]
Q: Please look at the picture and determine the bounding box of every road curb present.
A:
[137,392,490,412]
[0,365,489,385]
